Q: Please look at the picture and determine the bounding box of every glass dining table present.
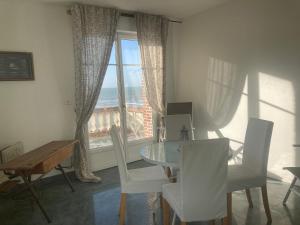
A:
[140,140,234,169]
[140,141,183,169]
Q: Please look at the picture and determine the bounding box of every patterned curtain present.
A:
[135,13,169,142]
[71,4,119,182]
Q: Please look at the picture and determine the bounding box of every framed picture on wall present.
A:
[0,51,34,81]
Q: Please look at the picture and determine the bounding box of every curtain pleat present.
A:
[71,4,119,182]
[135,13,169,142]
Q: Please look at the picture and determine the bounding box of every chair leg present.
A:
[221,217,228,225]
[171,212,176,225]
[283,176,297,205]
[163,197,170,225]
[119,193,126,225]
[160,194,163,209]
[223,192,232,225]
[165,167,172,177]
[245,188,254,208]
[261,185,272,222]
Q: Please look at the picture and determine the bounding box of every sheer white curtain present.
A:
[135,13,169,141]
[71,4,119,182]
[195,57,247,139]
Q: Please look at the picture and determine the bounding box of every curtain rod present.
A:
[66,9,182,24]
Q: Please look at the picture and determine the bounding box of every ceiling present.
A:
[41,0,232,19]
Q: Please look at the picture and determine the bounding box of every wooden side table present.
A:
[0,140,78,223]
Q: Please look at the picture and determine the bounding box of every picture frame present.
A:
[0,51,34,81]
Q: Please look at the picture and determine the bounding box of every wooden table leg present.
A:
[119,193,126,225]
[165,167,172,177]
[163,197,170,225]
[20,173,51,223]
[56,164,75,192]
[261,185,272,222]
[223,192,232,225]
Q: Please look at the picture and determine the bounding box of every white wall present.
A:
[0,1,178,175]
[174,0,300,181]
[0,1,75,151]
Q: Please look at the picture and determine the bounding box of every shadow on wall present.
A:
[203,56,300,182]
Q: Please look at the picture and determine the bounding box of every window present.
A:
[88,33,153,149]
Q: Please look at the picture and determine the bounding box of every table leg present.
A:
[283,176,297,205]
[20,173,51,223]
[56,164,75,192]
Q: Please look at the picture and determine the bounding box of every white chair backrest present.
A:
[180,139,229,221]
[110,125,128,187]
[243,118,273,177]
[165,114,193,141]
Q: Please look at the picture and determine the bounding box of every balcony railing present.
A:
[88,105,153,149]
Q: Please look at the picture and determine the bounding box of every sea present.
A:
[96,87,144,108]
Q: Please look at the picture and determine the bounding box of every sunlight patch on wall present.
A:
[258,72,296,182]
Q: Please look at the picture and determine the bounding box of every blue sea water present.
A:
[96,87,144,108]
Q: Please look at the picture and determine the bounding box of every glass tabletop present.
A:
[140,141,234,168]
[140,141,183,168]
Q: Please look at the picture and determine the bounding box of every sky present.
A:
[102,39,142,88]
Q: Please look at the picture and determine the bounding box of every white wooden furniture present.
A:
[0,142,24,164]
[282,145,300,205]
[165,114,194,141]
[162,139,229,225]
[110,125,169,225]
[0,142,24,183]
[227,118,274,224]
[283,167,300,205]
[0,142,24,193]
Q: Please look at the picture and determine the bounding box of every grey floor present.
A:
[0,160,300,225]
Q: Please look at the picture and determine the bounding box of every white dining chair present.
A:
[165,114,194,141]
[110,125,169,225]
[162,138,230,225]
[227,118,274,224]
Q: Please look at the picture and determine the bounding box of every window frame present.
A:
[88,31,156,152]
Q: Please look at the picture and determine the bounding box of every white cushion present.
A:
[123,165,169,193]
[163,139,229,222]
[111,125,170,194]
[227,118,273,193]
[227,165,266,192]
[162,183,182,218]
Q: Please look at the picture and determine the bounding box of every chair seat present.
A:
[228,165,266,192]
[122,165,169,193]
[162,183,182,219]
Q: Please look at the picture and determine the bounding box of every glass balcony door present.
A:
[118,35,153,144]
[88,44,121,149]
[88,32,153,152]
